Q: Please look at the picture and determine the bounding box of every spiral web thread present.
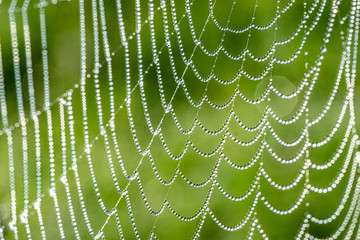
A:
[0,0,360,239]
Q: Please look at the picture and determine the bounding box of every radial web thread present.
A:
[1,0,360,239]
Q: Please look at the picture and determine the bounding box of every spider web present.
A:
[0,0,360,239]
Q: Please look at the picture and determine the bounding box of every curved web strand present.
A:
[0,0,359,239]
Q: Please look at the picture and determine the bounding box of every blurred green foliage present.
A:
[0,0,359,239]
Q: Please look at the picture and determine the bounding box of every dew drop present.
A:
[19,210,28,224]
[60,175,67,185]
[95,231,103,239]
[100,127,106,136]
[49,187,55,198]
[8,221,15,231]
[85,145,91,154]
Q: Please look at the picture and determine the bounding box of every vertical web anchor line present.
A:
[0,0,359,239]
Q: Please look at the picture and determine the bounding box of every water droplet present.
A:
[109,119,115,129]
[59,98,66,105]
[60,175,67,185]
[356,152,360,164]
[49,187,55,198]
[8,221,15,231]
[154,128,160,136]
[3,128,10,134]
[165,105,171,114]
[72,163,78,171]
[100,127,106,136]
[85,145,91,154]
[19,210,28,224]
[95,231,103,239]
[143,149,150,156]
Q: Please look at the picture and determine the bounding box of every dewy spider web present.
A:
[0,0,360,239]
